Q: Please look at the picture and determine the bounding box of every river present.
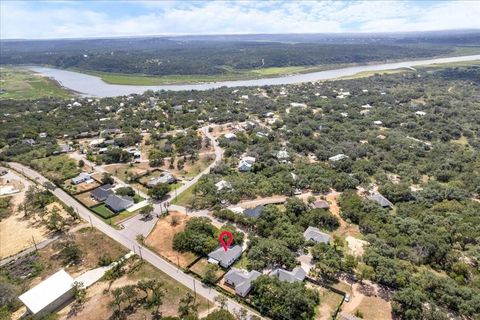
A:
[27,55,480,97]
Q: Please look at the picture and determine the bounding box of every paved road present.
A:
[119,125,224,237]
[9,136,259,316]
[8,162,262,318]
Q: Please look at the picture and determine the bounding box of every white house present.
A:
[224,133,237,140]
[71,172,92,185]
[329,154,348,162]
[19,269,75,317]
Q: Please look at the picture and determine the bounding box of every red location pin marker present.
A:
[219,230,234,252]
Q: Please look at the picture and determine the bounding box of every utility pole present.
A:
[88,215,93,229]
[193,279,197,302]
[32,236,38,251]
[138,246,143,260]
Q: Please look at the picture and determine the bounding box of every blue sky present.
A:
[1,1,479,39]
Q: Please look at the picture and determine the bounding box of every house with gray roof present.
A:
[224,268,261,297]
[310,200,330,209]
[303,226,331,244]
[270,266,307,283]
[90,185,113,202]
[71,172,91,185]
[207,245,242,268]
[243,205,264,218]
[105,194,134,213]
[367,193,393,209]
[146,172,176,187]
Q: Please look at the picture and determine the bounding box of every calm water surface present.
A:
[27,54,480,97]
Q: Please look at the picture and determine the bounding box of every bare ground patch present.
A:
[145,211,198,268]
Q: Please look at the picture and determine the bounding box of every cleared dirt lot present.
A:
[0,209,49,259]
[340,280,393,320]
[0,170,50,259]
[103,163,151,181]
[145,211,198,268]
[75,191,100,208]
[326,192,361,238]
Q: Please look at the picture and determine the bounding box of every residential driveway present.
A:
[8,162,263,319]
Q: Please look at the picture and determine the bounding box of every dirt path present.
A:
[325,192,361,238]
[340,280,393,320]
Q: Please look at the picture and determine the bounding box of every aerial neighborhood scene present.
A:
[1,1,480,320]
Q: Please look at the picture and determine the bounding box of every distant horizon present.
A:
[2,28,480,42]
[2,1,480,40]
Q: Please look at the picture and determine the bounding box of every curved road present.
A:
[7,126,262,318]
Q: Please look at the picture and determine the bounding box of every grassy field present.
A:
[82,65,328,85]
[171,182,197,206]
[74,48,480,86]
[0,67,71,100]
[189,258,225,279]
[31,155,80,181]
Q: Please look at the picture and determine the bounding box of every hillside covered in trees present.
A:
[2,31,479,76]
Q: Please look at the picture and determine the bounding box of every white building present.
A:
[19,269,75,317]
[238,156,256,172]
[329,154,348,162]
[224,133,237,140]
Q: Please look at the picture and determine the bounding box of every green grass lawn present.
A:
[91,203,141,225]
[75,64,334,86]
[31,155,80,181]
[0,67,71,100]
[91,204,117,220]
[171,182,197,206]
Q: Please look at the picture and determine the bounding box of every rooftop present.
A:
[304,226,331,244]
[19,269,75,315]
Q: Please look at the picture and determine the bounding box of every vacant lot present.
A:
[161,153,214,179]
[308,283,344,320]
[0,67,71,100]
[326,192,361,238]
[31,155,80,182]
[75,191,99,208]
[103,163,150,182]
[64,179,99,195]
[0,205,49,259]
[339,281,393,320]
[145,211,198,268]
[190,258,225,280]
[57,259,209,320]
[0,170,52,259]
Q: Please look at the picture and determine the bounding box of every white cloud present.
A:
[1,1,479,39]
